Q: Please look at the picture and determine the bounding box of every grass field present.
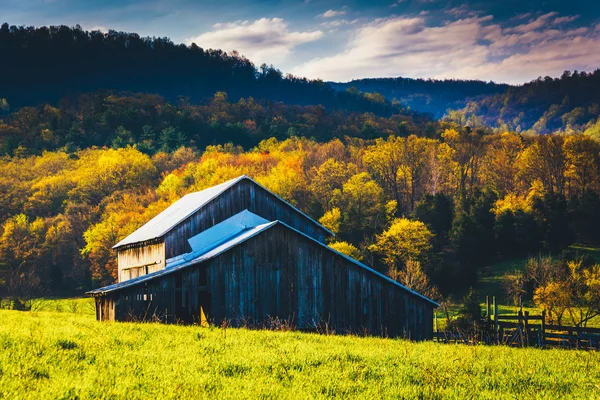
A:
[1,308,599,399]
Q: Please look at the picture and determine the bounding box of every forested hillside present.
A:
[329,78,509,118]
[456,70,600,134]
[0,23,397,115]
[2,129,600,309]
[0,91,433,157]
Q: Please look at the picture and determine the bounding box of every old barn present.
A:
[88,175,437,339]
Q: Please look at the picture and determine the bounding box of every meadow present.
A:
[0,305,599,399]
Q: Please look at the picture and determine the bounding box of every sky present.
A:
[2,0,600,84]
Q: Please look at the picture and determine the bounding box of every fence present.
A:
[433,296,600,350]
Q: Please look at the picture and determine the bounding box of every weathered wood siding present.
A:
[163,179,330,259]
[117,242,165,282]
[97,223,434,340]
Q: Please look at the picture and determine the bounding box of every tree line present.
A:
[2,128,600,307]
[0,23,400,115]
[0,91,432,157]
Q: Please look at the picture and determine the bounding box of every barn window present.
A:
[144,282,149,301]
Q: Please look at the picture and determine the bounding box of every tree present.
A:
[563,134,600,197]
[481,132,522,195]
[529,257,600,327]
[394,260,439,300]
[369,218,433,276]
[517,135,566,195]
[413,193,454,249]
[309,159,356,211]
[442,127,486,200]
[331,172,386,242]
[451,190,496,275]
[329,241,363,261]
[502,269,526,306]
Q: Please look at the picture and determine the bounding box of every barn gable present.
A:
[113,175,333,282]
[114,175,332,250]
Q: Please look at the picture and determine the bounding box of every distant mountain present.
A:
[328,78,509,118]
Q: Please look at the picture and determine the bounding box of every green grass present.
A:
[1,310,599,399]
[0,297,95,315]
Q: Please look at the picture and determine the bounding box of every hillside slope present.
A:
[460,70,600,133]
[0,23,395,116]
[329,78,509,118]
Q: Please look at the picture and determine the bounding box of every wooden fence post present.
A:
[493,297,498,344]
[540,310,546,348]
[518,310,524,347]
[524,311,530,347]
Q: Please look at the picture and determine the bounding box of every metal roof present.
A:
[91,218,438,306]
[113,175,333,249]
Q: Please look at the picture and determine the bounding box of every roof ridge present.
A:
[113,174,333,249]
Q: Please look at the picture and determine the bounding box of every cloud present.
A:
[291,13,600,84]
[444,5,479,18]
[553,15,579,24]
[186,18,323,66]
[318,9,346,18]
[88,25,108,33]
[319,19,359,29]
[507,12,557,33]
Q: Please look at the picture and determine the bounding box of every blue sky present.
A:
[2,0,600,84]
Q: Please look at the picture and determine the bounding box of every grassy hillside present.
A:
[1,309,598,399]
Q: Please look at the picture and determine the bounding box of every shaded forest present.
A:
[330,78,509,118]
[452,71,600,134]
[0,23,398,115]
[0,91,434,157]
[331,72,600,135]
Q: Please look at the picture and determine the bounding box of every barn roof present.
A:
[113,175,333,249]
[90,211,438,307]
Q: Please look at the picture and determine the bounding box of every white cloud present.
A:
[291,13,600,84]
[186,18,323,66]
[88,25,108,33]
[318,9,346,18]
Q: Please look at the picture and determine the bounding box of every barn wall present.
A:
[117,242,165,282]
[98,224,434,340]
[163,179,329,259]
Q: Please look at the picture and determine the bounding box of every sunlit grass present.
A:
[0,310,598,399]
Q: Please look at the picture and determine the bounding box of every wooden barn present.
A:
[88,175,438,339]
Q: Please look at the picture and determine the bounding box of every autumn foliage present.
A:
[2,121,600,303]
